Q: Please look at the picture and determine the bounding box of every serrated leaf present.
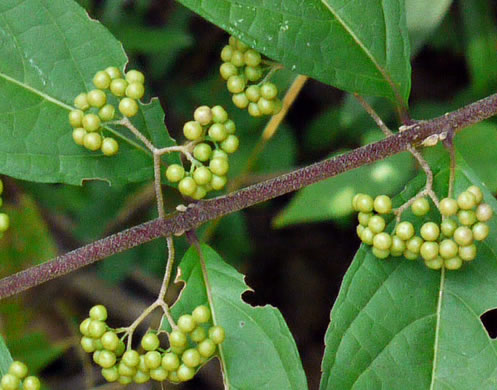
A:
[164,244,308,390]
[0,334,13,376]
[0,0,177,185]
[320,154,497,389]
[175,0,411,103]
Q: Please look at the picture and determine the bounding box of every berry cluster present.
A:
[69,67,146,156]
[79,304,225,385]
[166,105,239,199]
[0,361,40,390]
[0,178,9,237]
[220,36,282,117]
[353,185,493,270]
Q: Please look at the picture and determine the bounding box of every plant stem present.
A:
[2,92,497,299]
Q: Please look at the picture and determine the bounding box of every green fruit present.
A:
[459,244,477,261]
[467,185,483,204]
[272,99,283,115]
[198,339,216,358]
[457,210,477,226]
[245,85,261,102]
[141,332,160,351]
[220,45,233,62]
[390,235,406,256]
[90,305,108,321]
[406,236,423,254]
[133,370,150,384]
[212,150,228,160]
[182,349,201,368]
[257,97,275,115]
[476,203,493,222]
[169,330,187,348]
[168,370,180,383]
[244,65,263,82]
[230,50,245,67]
[260,82,278,99]
[220,135,239,154]
[194,106,213,126]
[208,326,225,344]
[244,49,262,67]
[87,89,107,108]
[411,198,430,216]
[439,198,458,216]
[177,364,195,382]
[150,367,168,381]
[193,143,212,162]
[190,327,207,343]
[101,367,119,382]
[162,352,180,371]
[93,71,111,89]
[439,239,458,259]
[367,215,385,234]
[98,350,116,368]
[101,138,119,156]
[74,93,89,110]
[125,70,145,84]
[69,109,84,128]
[420,241,439,261]
[1,373,20,390]
[356,194,374,213]
[183,121,203,141]
[232,93,249,109]
[372,247,389,259]
[360,228,374,245]
[177,314,197,333]
[356,225,364,238]
[248,102,262,117]
[178,177,197,197]
[118,97,139,117]
[395,221,414,241]
[224,119,236,134]
[473,222,489,241]
[9,361,28,379]
[0,213,9,232]
[100,331,119,351]
[220,62,238,80]
[210,174,227,191]
[208,123,228,142]
[144,351,162,369]
[457,191,476,210]
[88,320,106,338]
[373,232,392,251]
[236,40,249,52]
[191,185,207,200]
[110,78,128,97]
[403,250,418,260]
[117,375,132,385]
[373,195,392,214]
[420,222,440,241]
[166,164,185,183]
[118,361,137,376]
[122,350,140,367]
[82,113,101,132]
[98,104,116,121]
[126,82,145,100]
[105,66,122,80]
[72,128,87,146]
[441,219,458,237]
[193,167,212,186]
[453,226,473,246]
[23,376,41,390]
[83,132,103,151]
[209,158,229,176]
[211,105,229,123]
[358,212,371,227]
[445,256,463,270]
[227,75,246,94]
[79,318,91,336]
[424,257,443,270]
[80,337,96,353]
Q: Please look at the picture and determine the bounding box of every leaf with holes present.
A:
[175,0,411,104]
[0,334,13,375]
[320,154,497,390]
[163,244,308,390]
[0,0,177,185]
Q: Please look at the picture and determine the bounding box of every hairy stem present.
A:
[2,92,497,299]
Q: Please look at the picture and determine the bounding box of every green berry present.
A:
[244,65,263,82]
[221,135,239,154]
[356,225,364,238]
[395,221,415,241]
[101,137,119,156]
[411,198,430,216]
[1,373,20,389]
[367,215,385,234]
[119,97,139,117]
[72,128,87,146]
[82,113,101,132]
[169,330,187,348]
[212,150,228,160]
[473,222,489,241]
[98,104,115,121]
[69,109,84,128]
[93,71,111,89]
[193,143,212,162]
[457,210,477,226]
[245,85,261,102]
[232,93,249,109]
[439,239,458,259]
[459,244,477,261]
[122,350,140,367]
[177,364,195,382]
[198,339,216,358]
[358,212,371,227]
[208,123,228,142]
[248,102,262,117]
[183,120,203,140]
[425,257,443,270]
[87,89,107,108]
[23,376,41,390]
[88,320,106,338]
[126,82,145,100]
[244,49,261,67]
[404,250,418,260]
[80,336,96,353]
[220,62,238,80]
[236,40,249,52]
[101,366,119,382]
[141,332,160,351]
[453,226,473,246]
[74,93,89,110]
[117,375,133,385]
[144,351,162,369]
[178,177,197,197]
[373,195,392,214]
[98,350,117,368]
[220,45,233,62]
[190,327,207,343]
[372,247,389,259]
[105,66,121,80]
[0,213,9,232]
[168,370,180,383]
[445,256,463,270]
[260,82,278,99]
[257,97,275,115]
[373,232,392,251]
[110,78,128,97]
[420,222,440,241]
[166,164,185,183]
[125,70,145,84]
[441,219,458,237]
[230,50,245,67]
[162,352,180,371]
[209,158,229,176]
[83,132,103,151]
[227,75,246,93]
[9,361,28,379]
[194,106,213,126]
[467,185,483,204]
[182,348,201,368]
[272,99,283,115]
[224,119,236,134]
[356,194,374,213]
[177,314,197,333]
[101,331,119,351]
[133,370,150,384]
[211,174,227,191]
[192,186,208,201]
[457,191,476,210]
[0,179,3,195]
[138,355,149,373]
[118,361,136,377]
[208,326,225,344]
[360,227,374,245]
[476,203,493,222]
[420,241,439,261]
[150,367,168,381]
[79,318,91,336]
[211,105,229,123]
[406,236,423,254]
[193,167,212,186]
[439,198,458,216]
[390,235,406,256]
[90,305,108,321]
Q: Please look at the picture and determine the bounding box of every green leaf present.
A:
[0,334,13,376]
[320,154,497,389]
[175,0,411,103]
[0,0,177,185]
[164,244,308,390]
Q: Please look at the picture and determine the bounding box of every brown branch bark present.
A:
[1,92,497,300]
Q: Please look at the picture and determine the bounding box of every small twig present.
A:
[442,129,457,198]
[258,64,284,85]
[153,153,165,219]
[113,118,156,152]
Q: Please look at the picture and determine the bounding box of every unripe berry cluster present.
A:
[69,67,146,156]
[166,105,239,199]
[220,36,282,117]
[0,361,40,390]
[353,185,493,270]
[0,178,9,237]
[79,304,225,385]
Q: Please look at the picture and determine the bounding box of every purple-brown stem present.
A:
[1,92,497,300]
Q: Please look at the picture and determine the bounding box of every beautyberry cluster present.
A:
[166,105,239,199]
[69,67,146,156]
[79,304,225,385]
[0,361,40,390]
[0,178,9,237]
[220,36,282,117]
[353,185,493,270]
